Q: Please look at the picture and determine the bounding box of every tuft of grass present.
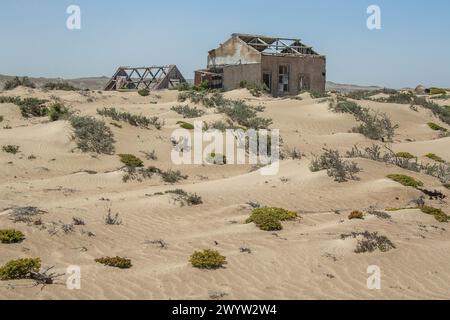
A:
[428,122,447,132]
[189,249,226,269]
[348,210,364,220]
[165,189,202,206]
[246,207,297,231]
[386,174,423,188]
[95,256,132,269]
[0,229,25,243]
[177,121,194,130]
[2,145,20,154]
[0,258,41,280]
[425,153,445,163]
[420,206,448,222]
[47,101,70,121]
[395,152,415,159]
[118,154,144,168]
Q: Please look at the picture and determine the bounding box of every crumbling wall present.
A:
[207,36,261,68]
[222,63,261,91]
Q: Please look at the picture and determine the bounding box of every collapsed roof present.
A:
[232,33,319,56]
[104,65,185,91]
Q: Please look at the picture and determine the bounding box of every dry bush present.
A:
[310,148,360,182]
[246,207,297,231]
[104,207,122,225]
[165,189,202,206]
[97,107,163,129]
[348,210,364,220]
[341,231,396,253]
[190,249,226,269]
[95,256,132,269]
[70,116,115,154]
[171,105,205,118]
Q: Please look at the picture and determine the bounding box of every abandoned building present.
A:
[104,65,186,91]
[194,33,326,96]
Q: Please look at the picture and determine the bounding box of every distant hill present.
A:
[0,74,109,90]
[1,73,394,92]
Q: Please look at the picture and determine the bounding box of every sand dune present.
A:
[0,87,449,299]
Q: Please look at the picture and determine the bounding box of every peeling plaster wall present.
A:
[222,63,261,91]
[207,36,261,68]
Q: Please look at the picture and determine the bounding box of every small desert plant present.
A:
[367,207,391,219]
[43,82,79,91]
[2,144,20,154]
[0,229,25,243]
[239,81,268,97]
[189,249,226,269]
[395,152,415,160]
[443,183,450,189]
[0,258,41,280]
[137,88,150,96]
[95,256,132,269]
[205,152,226,165]
[341,231,395,253]
[420,206,448,222]
[118,154,144,167]
[310,148,361,182]
[386,174,423,188]
[425,153,445,163]
[141,149,157,160]
[69,116,115,154]
[9,206,46,223]
[165,189,202,206]
[104,207,122,225]
[47,101,70,121]
[428,122,447,132]
[171,105,205,118]
[161,169,188,183]
[61,223,74,234]
[177,121,194,130]
[72,217,85,225]
[246,207,297,231]
[97,107,163,129]
[348,210,364,220]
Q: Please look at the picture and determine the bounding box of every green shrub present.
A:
[386,174,423,188]
[246,207,297,231]
[420,206,448,222]
[443,183,450,189]
[17,98,48,118]
[97,107,163,129]
[428,122,447,131]
[47,101,69,121]
[177,121,194,130]
[206,152,226,165]
[43,82,79,91]
[189,249,226,269]
[2,145,20,154]
[395,152,415,159]
[430,88,447,95]
[69,116,115,154]
[171,105,205,118]
[0,229,25,243]
[118,154,144,167]
[0,258,41,280]
[3,76,35,90]
[137,88,150,96]
[95,256,132,269]
[348,210,364,220]
[425,153,445,163]
[160,169,188,183]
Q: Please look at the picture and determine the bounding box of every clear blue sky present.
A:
[0,0,449,88]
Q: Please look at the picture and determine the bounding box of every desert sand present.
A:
[0,87,449,299]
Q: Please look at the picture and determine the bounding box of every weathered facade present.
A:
[195,33,326,96]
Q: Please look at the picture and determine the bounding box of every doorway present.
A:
[262,72,272,93]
